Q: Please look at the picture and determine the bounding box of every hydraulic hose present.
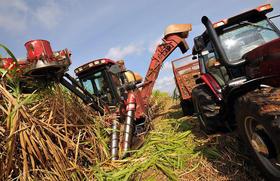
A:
[122,92,136,158]
[111,113,120,160]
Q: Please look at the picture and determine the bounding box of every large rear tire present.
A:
[192,85,222,133]
[235,88,280,180]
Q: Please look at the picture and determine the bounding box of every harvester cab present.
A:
[73,58,144,110]
[74,59,123,106]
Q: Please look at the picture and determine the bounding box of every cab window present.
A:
[201,42,229,86]
[81,70,115,105]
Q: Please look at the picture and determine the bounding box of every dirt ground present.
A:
[152,101,266,181]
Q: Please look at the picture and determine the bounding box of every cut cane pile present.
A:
[0,83,111,180]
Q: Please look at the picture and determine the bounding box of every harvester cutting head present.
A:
[23,40,71,78]
[0,40,71,80]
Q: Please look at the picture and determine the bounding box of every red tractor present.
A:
[173,4,280,180]
[1,24,192,160]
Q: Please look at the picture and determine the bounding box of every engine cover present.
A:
[244,38,280,87]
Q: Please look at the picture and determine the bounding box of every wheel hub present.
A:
[244,114,280,176]
[251,132,269,157]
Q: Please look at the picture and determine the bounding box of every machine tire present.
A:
[192,84,222,133]
[235,88,280,180]
[180,99,194,116]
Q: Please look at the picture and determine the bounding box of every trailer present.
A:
[172,55,199,115]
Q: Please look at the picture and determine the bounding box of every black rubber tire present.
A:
[180,99,194,116]
[192,85,222,133]
[235,89,280,181]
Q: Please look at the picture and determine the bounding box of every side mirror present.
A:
[193,35,205,53]
[109,64,121,74]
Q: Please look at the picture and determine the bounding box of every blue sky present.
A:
[0,0,280,93]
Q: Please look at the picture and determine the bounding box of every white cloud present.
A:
[0,0,28,31]
[148,37,162,53]
[106,42,144,60]
[9,0,29,12]
[0,0,64,32]
[154,76,175,93]
[0,14,26,32]
[34,1,63,29]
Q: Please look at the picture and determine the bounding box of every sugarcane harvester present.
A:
[1,24,192,160]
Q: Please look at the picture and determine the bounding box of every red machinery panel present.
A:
[25,40,53,59]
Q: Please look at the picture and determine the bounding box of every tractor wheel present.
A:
[235,88,280,180]
[192,85,222,133]
[180,99,194,116]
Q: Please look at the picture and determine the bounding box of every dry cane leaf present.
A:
[19,124,29,179]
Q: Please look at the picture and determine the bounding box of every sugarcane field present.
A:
[1,0,280,180]
[0,86,267,180]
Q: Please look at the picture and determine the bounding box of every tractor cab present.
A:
[74,59,122,106]
[193,4,280,89]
